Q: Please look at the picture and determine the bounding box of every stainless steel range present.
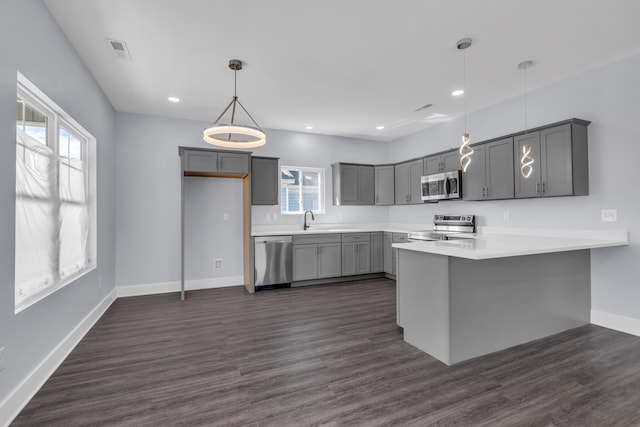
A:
[409,214,475,241]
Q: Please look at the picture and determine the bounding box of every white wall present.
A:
[0,0,116,417]
[388,51,640,322]
[114,115,391,289]
[184,177,243,281]
[249,128,391,227]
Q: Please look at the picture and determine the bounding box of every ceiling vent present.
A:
[106,38,131,60]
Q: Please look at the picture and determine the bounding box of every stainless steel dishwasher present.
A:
[254,236,292,288]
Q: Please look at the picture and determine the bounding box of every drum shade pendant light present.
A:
[457,38,473,172]
[203,59,266,148]
[518,60,534,178]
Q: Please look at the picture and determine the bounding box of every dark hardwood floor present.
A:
[12,278,640,426]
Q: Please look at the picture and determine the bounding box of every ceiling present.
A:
[43,0,640,142]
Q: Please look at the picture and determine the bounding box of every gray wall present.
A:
[0,0,116,407]
[387,51,640,322]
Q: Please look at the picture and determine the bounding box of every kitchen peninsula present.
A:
[393,228,628,365]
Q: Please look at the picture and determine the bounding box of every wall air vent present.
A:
[414,103,433,113]
[106,38,132,60]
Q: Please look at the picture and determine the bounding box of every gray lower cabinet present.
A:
[514,121,589,198]
[391,232,409,275]
[332,163,375,205]
[292,234,341,281]
[292,244,317,281]
[383,232,393,274]
[424,150,460,175]
[251,156,279,205]
[395,159,423,204]
[374,165,395,205]
[342,233,371,276]
[370,232,383,273]
[463,137,514,200]
[180,148,250,174]
[317,242,342,278]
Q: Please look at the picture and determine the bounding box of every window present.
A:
[280,166,325,214]
[15,72,96,312]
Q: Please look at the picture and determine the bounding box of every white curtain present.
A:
[15,128,88,306]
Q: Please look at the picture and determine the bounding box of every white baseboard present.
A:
[591,310,640,337]
[0,289,117,427]
[117,276,244,298]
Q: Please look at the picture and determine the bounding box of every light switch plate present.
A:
[223,213,229,221]
[503,210,510,221]
[601,209,617,222]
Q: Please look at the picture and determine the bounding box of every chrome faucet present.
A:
[303,210,315,230]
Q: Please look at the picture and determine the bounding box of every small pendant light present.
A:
[203,59,266,149]
[457,38,473,172]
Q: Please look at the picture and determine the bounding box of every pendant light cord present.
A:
[523,65,528,135]
[463,48,467,134]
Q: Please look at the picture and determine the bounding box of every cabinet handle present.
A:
[375,195,379,203]
[542,182,546,194]
[482,187,486,198]
[485,187,489,198]
[536,182,540,194]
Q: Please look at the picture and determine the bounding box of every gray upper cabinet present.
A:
[395,159,423,205]
[332,163,375,206]
[358,165,375,205]
[180,148,249,175]
[424,150,460,175]
[374,165,395,205]
[463,137,514,201]
[251,156,279,205]
[218,152,250,174]
[514,121,589,198]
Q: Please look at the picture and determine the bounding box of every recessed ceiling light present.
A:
[305,125,314,130]
[168,96,180,103]
[376,125,385,130]
[452,90,464,96]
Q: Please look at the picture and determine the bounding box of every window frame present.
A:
[15,72,97,313]
[280,165,325,215]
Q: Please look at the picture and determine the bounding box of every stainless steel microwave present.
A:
[421,170,462,201]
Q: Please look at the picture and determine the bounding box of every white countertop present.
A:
[393,228,629,260]
[252,224,628,259]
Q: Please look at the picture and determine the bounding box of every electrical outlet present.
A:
[601,209,617,222]
[223,213,229,221]
[214,259,223,270]
[503,210,510,221]
[272,212,277,221]
[0,347,5,372]
[265,213,271,221]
